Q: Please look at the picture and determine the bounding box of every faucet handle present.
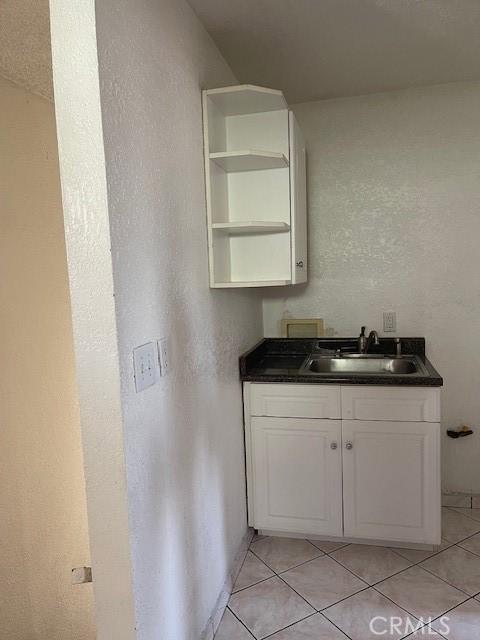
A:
[358,326,367,353]
[394,337,402,357]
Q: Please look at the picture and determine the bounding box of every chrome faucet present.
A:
[366,330,380,353]
[358,326,380,353]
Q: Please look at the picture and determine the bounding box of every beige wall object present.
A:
[281,318,324,338]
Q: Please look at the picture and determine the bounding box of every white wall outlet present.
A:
[383,311,397,333]
[157,337,170,377]
[133,342,158,392]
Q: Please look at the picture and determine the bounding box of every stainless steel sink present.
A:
[301,355,427,376]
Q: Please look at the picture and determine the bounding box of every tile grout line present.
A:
[320,583,372,613]
[316,550,372,589]
[387,538,480,592]
[369,578,471,624]
[248,546,324,576]
[412,595,480,639]
[368,548,466,591]
[317,612,355,640]
[231,575,273,595]
[278,553,330,575]
[231,546,276,594]
[260,612,318,640]
[416,563,477,599]
[457,532,480,556]
[275,569,331,612]
[234,549,252,584]
[308,540,350,554]
[225,605,256,639]
[327,548,415,586]
[389,545,449,563]
[262,610,355,640]
[362,536,480,592]
[444,506,480,523]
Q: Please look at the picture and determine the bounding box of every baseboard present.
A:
[442,491,480,508]
[200,526,254,640]
[259,529,437,551]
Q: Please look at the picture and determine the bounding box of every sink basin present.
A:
[302,356,424,376]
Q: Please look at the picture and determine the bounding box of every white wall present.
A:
[52,1,263,639]
[263,81,480,493]
[0,75,94,639]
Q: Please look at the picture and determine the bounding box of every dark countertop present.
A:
[239,338,443,387]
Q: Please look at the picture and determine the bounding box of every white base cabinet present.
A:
[251,418,343,536]
[244,383,441,546]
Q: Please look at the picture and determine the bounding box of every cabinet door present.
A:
[289,111,307,284]
[251,417,342,535]
[342,421,441,544]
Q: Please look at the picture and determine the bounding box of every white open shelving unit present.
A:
[202,84,307,288]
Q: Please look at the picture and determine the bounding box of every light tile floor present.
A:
[215,508,480,639]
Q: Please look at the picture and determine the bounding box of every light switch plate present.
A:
[383,311,397,333]
[133,342,158,392]
[157,337,170,376]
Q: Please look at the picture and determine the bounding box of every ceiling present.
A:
[2,0,479,105]
[188,0,480,104]
[0,0,53,100]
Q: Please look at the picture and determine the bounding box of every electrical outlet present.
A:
[157,337,170,376]
[383,311,397,333]
[71,566,92,585]
[133,342,158,392]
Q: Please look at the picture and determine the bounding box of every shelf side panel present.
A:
[206,98,227,154]
[289,111,308,284]
[203,90,231,285]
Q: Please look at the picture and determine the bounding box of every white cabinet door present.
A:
[251,417,342,535]
[342,420,441,544]
[289,111,307,284]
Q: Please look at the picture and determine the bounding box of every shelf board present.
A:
[205,84,287,116]
[212,221,290,235]
[210,150,288,173]
[213,279,292,289]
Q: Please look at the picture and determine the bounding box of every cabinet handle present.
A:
[345,442,353,450]
[296,260,304,268]
[330,442,338,450]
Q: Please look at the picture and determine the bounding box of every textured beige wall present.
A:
[0,75,94,639]
[0,0,53,100]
